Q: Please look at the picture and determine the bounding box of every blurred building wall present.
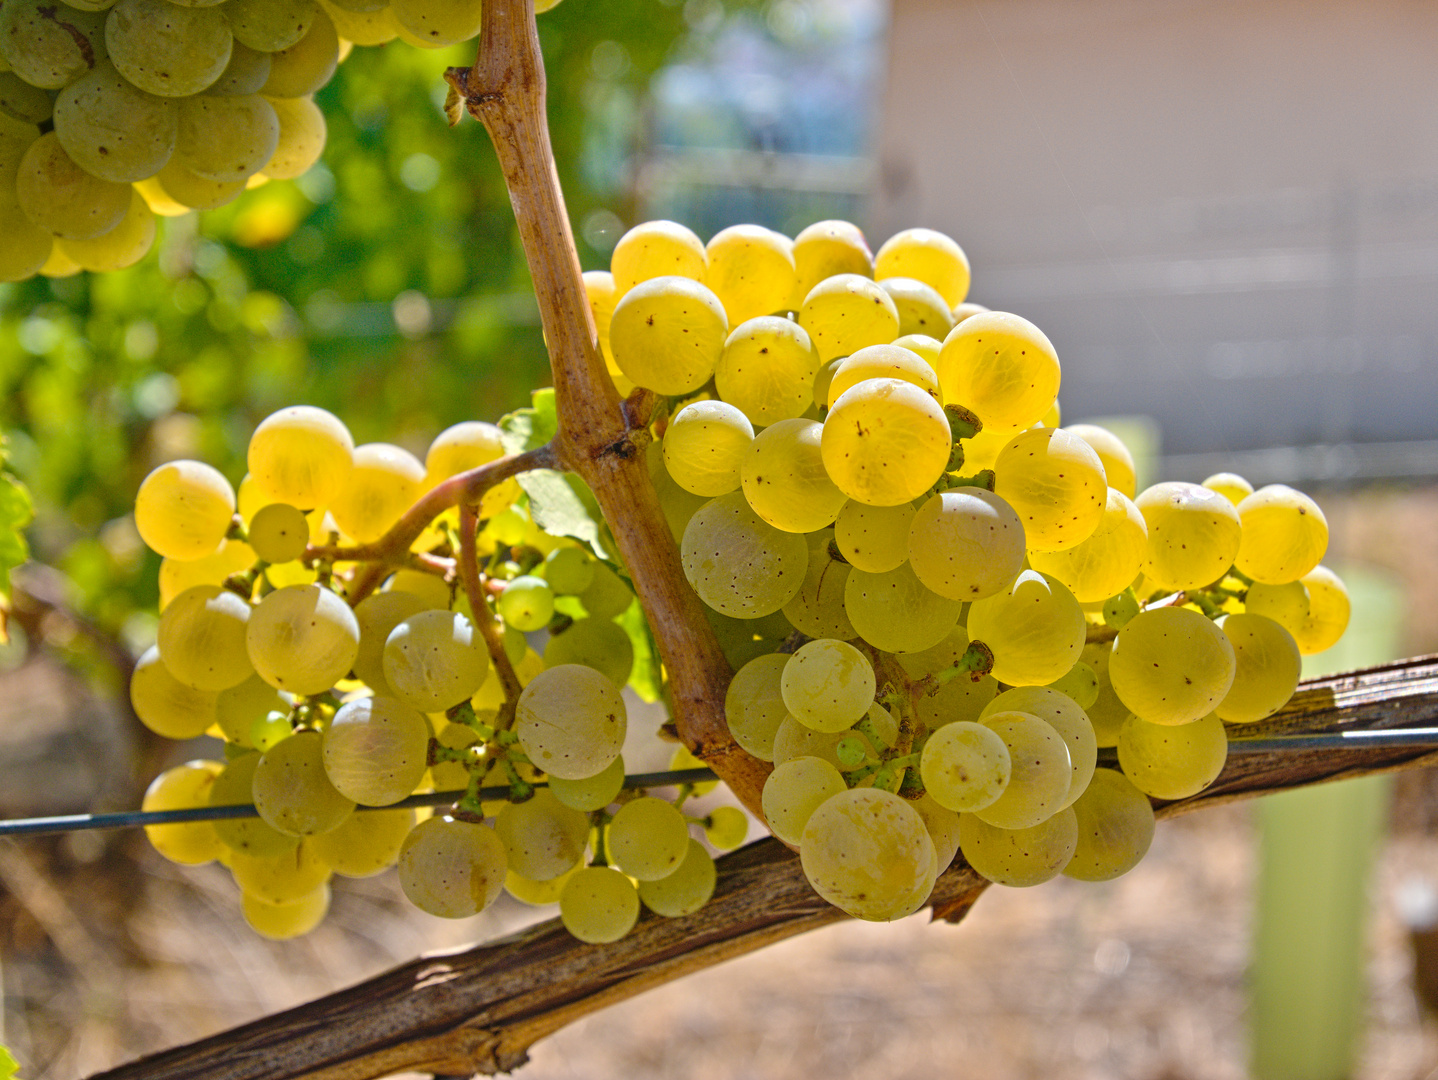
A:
[873,0,1438,463]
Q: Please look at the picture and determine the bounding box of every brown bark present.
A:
[86,656,1438,1080]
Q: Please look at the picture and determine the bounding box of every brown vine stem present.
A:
[441,0,769,816]
[86,656,1438,1080]
[457,502,523,716]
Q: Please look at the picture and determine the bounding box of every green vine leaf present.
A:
[499,387,558,454]
[0,435,33,597]
[616,598,662,703]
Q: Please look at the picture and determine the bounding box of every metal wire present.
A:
[0,767,720,838]
[1224,728,1438,754]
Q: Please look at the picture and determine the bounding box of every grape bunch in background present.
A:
[0,0,561,281]
[129,217,1350,941]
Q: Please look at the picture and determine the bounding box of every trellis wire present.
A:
[4,728,1438,839]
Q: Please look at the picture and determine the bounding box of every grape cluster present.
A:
[587,217,1350,918]
[132,404,745,941]
[0,0,562,281]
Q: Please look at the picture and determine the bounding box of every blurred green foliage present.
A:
[0,0,695,642]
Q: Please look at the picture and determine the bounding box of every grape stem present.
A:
[458,502,524,723]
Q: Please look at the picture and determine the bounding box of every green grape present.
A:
[383,610,490,712]
[878,277,954,340]
[907,489,1025,601]
[260,94,325,179]
[247,405,354,509]
[993,427,1107,553]
[559,865,639,943]
[428,720,482,793]
[894,627,998,730]
[328,442,424,544]
[826,343,940,407]
[52,60,176,182]
[741,418,846,532]
[0,0,108,89]
[1102,589,1141,630]
[142,760,225,865]
[714,315,821,426]
[351,591,427,696]
[705,606,779,669]
[576,562,634,620]
[800,788,936,921]
[765,753,851,845]
[311,806,414,877]
[681,491,808,619]
[724,653,790,761]
[1244,579,1310,636]
[1064,424,1137,498]
[1235,484,1328,585]
[56,188,155,271]
[891,333,941,369]
[972,711,1071,830]
[157,583,254,691]
[958,807,1077,888]
[1203,472,1254,507]
[542,547,595,596]
[782,530,855,639]
[229,838,331,904]
[705,223,797,325]
[155,156,246,209]
[704,805,749,850]
[609,218,707,294]
[548,754,626,812]
[1135,481,1242,591]
[1027,487,1147,602]
[780,638,875,733]
[663,399,754,497]
[1063,768,1156,881]
[247,502,309,564]
[966,570,1086,686]
[919,721,1011,813]
[1046,661,1100,711]
[875,227,970,308]
[226,0,316,51]
[609,276,728,395]
[1117,712,1228,800]
[398,816,507,918]
[505,864,579,906]
[844,561,962,654]
[250,710,291,751]
[135,458,236,561]
[606,796,689,881]
[798,273,901,362]
[772,714,873,769]
[544,617,633,690]
[791,218,873,302]
[1289,565,1350,655]
[515,664,627,780]
[174,93,278,182]
[322,696,429,806]
[811,357,843,412]
[835,499,913,574]
[260,7,336,95]
[638,839,717,918]
[246,583,360,694]
[1109,606,1236,725]
[252,730,354,836]
[648,440,708,542]
[386,568,450,609]
[822,379,953,507]
[242,883,329,939]
[209,41,272,95]
[130,644,220,739]
[935,311,1057,431]
[0,192,51,284]
[1216,613,1302,723]
[981,686,1097,810]
[497,575,554,632]
[494,789,589,881]
[0,72,51,124]
[209,751,300,857]
[107,0,232,96]
[1081,641,1127,748]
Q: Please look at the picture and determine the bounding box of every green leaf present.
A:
[616,598,662,703]
[499,387,558,454]
[517,470,612,561]
[0,1043,21,1079]
[0,437,33,596]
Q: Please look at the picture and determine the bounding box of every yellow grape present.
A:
[2,0,109,89]
[398,816,507,918]
[311,806,414,877]
[791,218,872,303]
[106,0,234,97]
[1135,481,1242,591]
[704,223,797,325]
[1063,768,1155,881]
[246,582,360,694]
[782,528,856,640]
[1026,487,1147,603]
[515,664,627,780]
[252,730,355,836]
[762,756,848,845]
[155,157,246,209]
[209,751,300,858]
[835,499,915,574]
[638,839,717,918]
[142,760,225,865]
[966,570,1086,686]
[559,865,639,943]
[226,0,316,51]
[606,796,689,881]
[844,561,962,654]
[663,399,754,497]
[981,686,1097,811]
[229,839,331,904]
[608,275,729,395]
[494,789,589,882]
[210,41,274,95]
[972,711,1071,830]
[935,311,1059,431]
[714,315,822,426]
[1117,712,1228,800]
[1290,565,1350,655]
[317,0,398,45]
[907,488,1026,601]
[261,95,326,179]
[741,417,847,532]
[52,60,177,183]
[1216,613,1302,723]
[261,8,338,96]
[157,583,254,690]
[781,637,875,733]
[821,378,952,506]
[610,218,707,295]
[582,270,620,371]
[247,405,354,509]
[798,273,900,362]
[1081,641,1128,748]
[1063,423,1137,498]
[215,672,288,746]
[175,94,279,182]
[724,653,790,761]
[548,755,626,812]
[59,190,156,272]
[919,721,1011,813]
[878,277,955,340]
[1234,484,1329,584]
[682,490,809,618]
[1108,606,1236,725]
[1203,471,1254,507]
[875,226,971,308]
[825,343,940,407]
[326,442,423,543]
[392,0,481,48]
[892,333,942,369]
[16,127,136,238]
[322,695,431,806]
[800,788,936,922]
[993,427,1107,553]
[959,808,1078,888]
[506,864,580,906]
[242,883,329,939]
[135,458,236,560]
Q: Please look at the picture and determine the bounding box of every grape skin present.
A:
[638,839,717,918]
[821,378,952,507]
[559,865,639,943]
[981,686,1097,811]
[724,653,790,761]
[800,787,936,922]
[252,730,355,836]
[681,491,808,619]
[1117,712,1229,801]
[515,664,627,780]
[966,570,1086,687]
[919,721,1011,813]
[935,311,1058,431]
[972,711,1071,830]
[907,489,1026,602]
[142,760,225,865]
[494,790,589,882]
[741,418,847,533]
[398,816,507,919]
[958,807,1078,888]
[843,561,962,655]
[135,458,236,561]
[780,638,875,734]
[1063,768,1155,882]
[762,756,848,845]
[875,227,971,309]
[609,218,708,295]
[1108,606,1236,726]
[607,796,689,882]
[246,583,361,695]
[322,695,430,806]
[130,645,219,740]
[1216,613,1302,724]
[157,583,254,691]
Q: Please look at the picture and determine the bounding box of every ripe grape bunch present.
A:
[128,217,1349,942]
[0,0,562,281]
